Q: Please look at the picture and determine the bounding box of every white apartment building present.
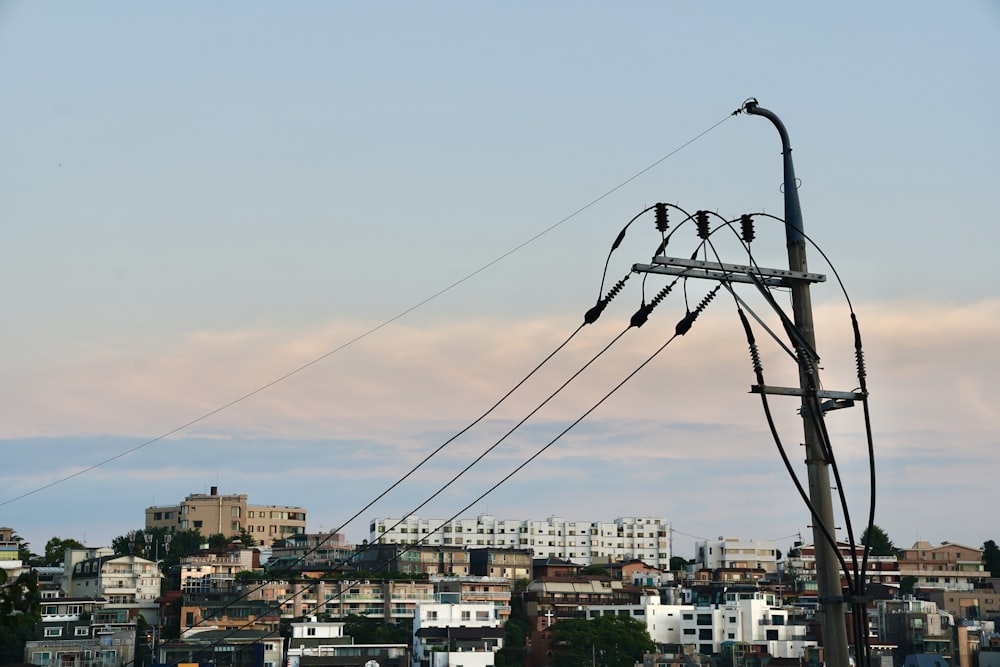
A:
[586,593,688,645]
[63,548,161,623]
[370,514,670,567]
[680,590,816,658]
[695,537,779,573]
[412,599,504,667]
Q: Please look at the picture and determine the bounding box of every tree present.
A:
[860,524,896,556]
[0,570,41,664]
[549,614,654,667]
[342,614,411,644]
[900,575,918,595]
[983,540,1000,577]
[669,556,690,572]
[43,536,86,566]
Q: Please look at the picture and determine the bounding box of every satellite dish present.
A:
[363,661,379,667]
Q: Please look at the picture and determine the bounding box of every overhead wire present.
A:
[1,112,738,508]
[164,263,704,666]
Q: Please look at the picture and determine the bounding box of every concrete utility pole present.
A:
[631,99,854,667]
[742,99,851,667]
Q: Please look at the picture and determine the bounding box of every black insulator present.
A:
[855,349,867,381]
[654,203,669,233]
[584,300,607,325]
[584,276,629,325]
[630,303,654,329]
[695,210,710,240]
[740,214,755,243]
[676,286,719,336]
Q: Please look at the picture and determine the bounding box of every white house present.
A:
[412,599,504,667]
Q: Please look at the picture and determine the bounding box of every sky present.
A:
[1,2,998,562]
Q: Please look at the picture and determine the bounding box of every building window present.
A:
[462,611,471,621]
[44,627,62,637]
[699,629,712,640]
[76,627,90,637]
[193,520,203,529]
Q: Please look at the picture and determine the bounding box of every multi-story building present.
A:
[897,541,986,592]
[370,514,670,567]
[695,537,779,574]
[25,626,136,667]
[268,531,353,569]
[285,617,409,667]
[145,486,306,542]
[157,629,282,667]
[63,548,161,623]
[179,546,260,594]
[412,599,504,667]
[431,576,512,624]
[469,547,533,580]
[872,597,955,660]
[1,525,25,579]
[679,589,817,658]
[924,587,1000,621]
[784,541,901,592]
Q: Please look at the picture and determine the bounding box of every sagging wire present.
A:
[160,261,677,664]
[266,282,724,644]
[719,210,877,663]
[152,243,646,655]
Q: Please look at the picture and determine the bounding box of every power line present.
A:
[1,111,736,508]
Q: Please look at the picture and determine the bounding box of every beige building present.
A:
[897,541,985,591]
[145,486,306,542]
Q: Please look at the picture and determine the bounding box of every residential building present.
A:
[468,547,533,581]
[897,541,986,592]
[179,545,261,594]
[63,548,161,623]
[157,628,282,667]
[1,525,25,579]
[412,598,504,667]
[430,576,512,624]
[872,597,955,661]
[145,486,306,541]
[924,587,1000,621]
[355,543,472,576]
[695,537,779,574]
[784,541,901,592]
[268,531,353,569]
[678,589,817,658]
[25,625,136,667]
[370,514,671,567]
[286,617,410,667]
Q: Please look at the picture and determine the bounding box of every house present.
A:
[412,598,504,667]
[286,617,409,667]
[63,548,161,624]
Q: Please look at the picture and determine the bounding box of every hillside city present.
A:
[4,488,1000,667]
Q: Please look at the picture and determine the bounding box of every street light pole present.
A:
[743,99,850,667]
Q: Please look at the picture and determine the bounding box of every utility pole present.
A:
[631,99,855,667]
[742,99,851,667]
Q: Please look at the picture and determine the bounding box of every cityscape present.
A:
[4,488,1000,667]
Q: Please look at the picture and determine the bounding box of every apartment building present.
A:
[784,541,901,591]
[145,486,306,542]
[897,541,986,591]
[370,514,670,567]
[179,546,260,594]
[412,599,504,667]
[63,549,161,623]
[695,536,779,574]
[431,575,513,624]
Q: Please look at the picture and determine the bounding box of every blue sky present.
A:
[1,2,998,560]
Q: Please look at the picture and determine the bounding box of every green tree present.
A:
[669,556,690,572]
[43,536,86,566]
[983,540,1000,577]
[0,570,41,664]
[497,592,529,666]
[549,614,654,667]
[342,614,412,644]
[900,575,918,595]
[860,524,897,556]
